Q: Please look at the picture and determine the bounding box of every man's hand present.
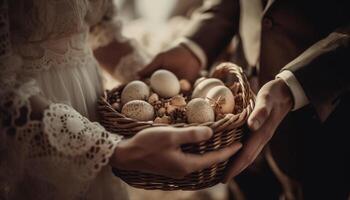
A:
[139,45,202,82]
[111,126,242,179]
[223,78,294,182]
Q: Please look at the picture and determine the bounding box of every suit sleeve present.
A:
[282,26,350,118]
[184,0,240,66]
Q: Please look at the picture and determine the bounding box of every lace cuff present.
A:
[43,103,122,178]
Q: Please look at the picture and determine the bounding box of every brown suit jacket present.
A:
[185,0,349,118]
[184,0,350,198]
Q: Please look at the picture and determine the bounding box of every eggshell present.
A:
[121,100,154,121]
[206,85,235,114]
[150,70,180,98]
[192,78,224,99]
[121,80,150,105]
[186,98,215,123]
[194,77,206,88]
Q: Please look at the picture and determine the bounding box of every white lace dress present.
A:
[0,0,147,199]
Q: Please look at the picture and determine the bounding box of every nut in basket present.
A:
[97,62,255,190]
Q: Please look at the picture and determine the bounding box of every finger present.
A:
[222,135,266,183]
[173,126,213,145]
[183,142,243,173]
[223,109,283,183]
[138,57,161,78]
[248,93,273,131]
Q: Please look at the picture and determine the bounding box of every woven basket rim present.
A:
[98,62,255,135]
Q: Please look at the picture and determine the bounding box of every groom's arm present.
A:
[139,0,240,81]
[279,26,350,120]
[181,0,240,67]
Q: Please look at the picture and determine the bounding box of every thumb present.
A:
[138,57,161,78]
[174,126,213,145]
[248,94,273,131]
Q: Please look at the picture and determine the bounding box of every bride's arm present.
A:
[0,3,122,196]
[1,4,241,195]
[89,0,149,83]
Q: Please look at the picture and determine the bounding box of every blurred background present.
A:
[115,0,202,56]
[104,0,205,89]
[106,1,234,200]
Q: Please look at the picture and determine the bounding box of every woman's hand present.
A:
[138,45,201,82]
[223,78,294,182]
[110,126,242,179]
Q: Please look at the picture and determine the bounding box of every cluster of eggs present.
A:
[115,69,236,124]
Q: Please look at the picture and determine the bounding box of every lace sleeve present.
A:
[1,1,122,197]
[1,100,123,197]
[88,0,150,83]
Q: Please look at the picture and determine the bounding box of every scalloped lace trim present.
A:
[43,103,122,179]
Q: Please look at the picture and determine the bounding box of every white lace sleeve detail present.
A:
[1,0,125,198]
[43,103,122,178]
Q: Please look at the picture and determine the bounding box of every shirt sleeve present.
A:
[174,37,208,69]
[276,70,309,111]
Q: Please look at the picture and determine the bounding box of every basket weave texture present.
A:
[97,63,255,190]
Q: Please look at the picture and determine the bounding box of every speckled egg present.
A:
[192,78,224,99]
[206,85,235,114]
[121,80,150,105]
[150,70,180,98]
[186,98,215,124]
[121,100,154,121]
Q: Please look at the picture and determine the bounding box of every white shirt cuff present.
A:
[173,38,207,69]
[276,70,309,111]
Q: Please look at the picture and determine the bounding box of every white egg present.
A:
[186,98,215,124]
[121,100,154,121]
[206,86,235,114]
[150,70,180,98]
[121,80,150,105]
[194,77,206,88]
[192,78,224,99]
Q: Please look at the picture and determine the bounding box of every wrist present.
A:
[177,45,201,71]
[275,78,294,111]
[110,139,132,170]
[174,38,207,69]
[180,45,201,69]
[164,45,201,81]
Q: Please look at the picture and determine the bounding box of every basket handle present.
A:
[211,62,253,109]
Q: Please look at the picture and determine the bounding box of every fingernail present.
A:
[232,143,243,151]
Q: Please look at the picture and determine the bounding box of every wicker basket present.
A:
[97,62,255,190]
